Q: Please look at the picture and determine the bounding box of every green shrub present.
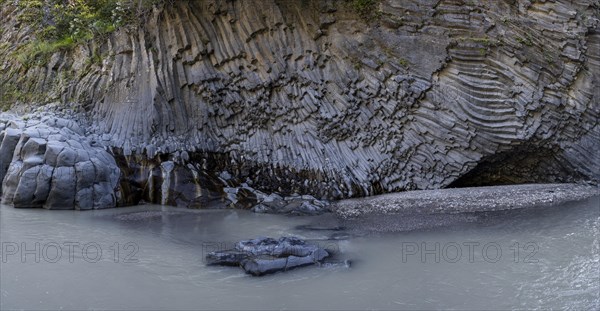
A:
[13,0,167,64]
[398,58,409,68]
[349,0,379,20]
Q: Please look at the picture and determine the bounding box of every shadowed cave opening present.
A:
[448,147,586,188]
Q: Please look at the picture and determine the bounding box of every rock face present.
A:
[206,237,330,276]
[0,0,598,208]
[0,111,121,209]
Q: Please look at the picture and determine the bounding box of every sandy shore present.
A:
[322,183,599,233]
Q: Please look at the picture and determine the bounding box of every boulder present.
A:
[0,113,121,209]
[205,236,331,276]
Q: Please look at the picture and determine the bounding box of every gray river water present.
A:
[1,196,598,310]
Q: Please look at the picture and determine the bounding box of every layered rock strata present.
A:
[0,0,598,209]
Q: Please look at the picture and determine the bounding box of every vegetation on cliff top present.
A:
[10,0,166,64]
[0,0,168,110]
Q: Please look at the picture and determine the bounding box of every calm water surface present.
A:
[1,196,598,310]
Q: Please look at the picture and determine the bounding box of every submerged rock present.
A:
[205,237,331,276]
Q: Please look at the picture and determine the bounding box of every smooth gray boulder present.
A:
[0,113,121,209]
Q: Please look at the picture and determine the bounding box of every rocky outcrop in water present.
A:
[0,110,120,209]
[0,0,598,209]
[206,236,330,276]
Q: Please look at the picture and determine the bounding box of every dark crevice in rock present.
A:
[110,148,332,213]
[448,147,588,188]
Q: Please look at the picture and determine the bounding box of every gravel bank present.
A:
[328,184,599,233]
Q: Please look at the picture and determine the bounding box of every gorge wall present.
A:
[0,0,599,209]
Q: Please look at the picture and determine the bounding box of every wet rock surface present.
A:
[206,237,331,276]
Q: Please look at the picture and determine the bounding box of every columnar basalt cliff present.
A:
[0,0,598,209]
